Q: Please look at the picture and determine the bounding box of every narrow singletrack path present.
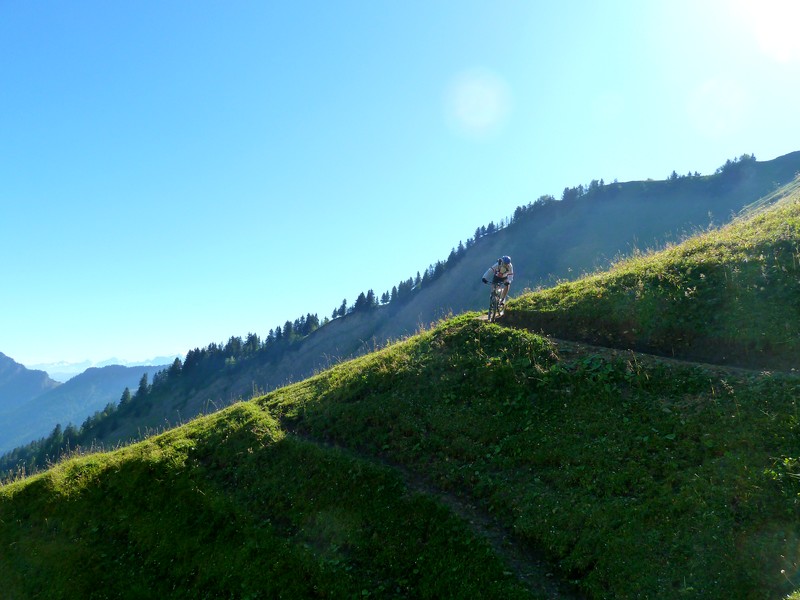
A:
[487,312,791,378]
[276,317,788,599]
[284,424,585,599]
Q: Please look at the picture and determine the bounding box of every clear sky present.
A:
[2,1,799,367]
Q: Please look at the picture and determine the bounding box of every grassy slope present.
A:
[0,399,534,599]
[264,316,800,598]
[504,176,800,370]
[4,313,799,597]
[3,175,800,598]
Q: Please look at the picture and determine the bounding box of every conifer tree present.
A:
[244,333,260,353]
[119,387,132,407]
[224,336,242,356]
[50,423,63,446]
[447,248,457,265]
[353,292,367,312]
[169,357,183,376]
[135,373,149,399]
[63,424,79,447]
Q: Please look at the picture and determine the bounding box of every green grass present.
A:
[504,182,800,369]
[262,315,800,598]
[5,184,800,598]
[0,400,534,599]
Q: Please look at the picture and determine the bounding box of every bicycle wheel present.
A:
[488,289,499,322]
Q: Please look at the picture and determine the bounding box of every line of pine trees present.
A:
[331,220,516,319]
[0,312,325,480]
[2,153,757,482]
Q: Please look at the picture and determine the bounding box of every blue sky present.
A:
[2,1,800,367]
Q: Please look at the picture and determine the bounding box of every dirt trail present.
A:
[489,311,790,378]
[546,335,789,379]
[284,425,585,600]
[283,314,780,599]
[277,318,783,599]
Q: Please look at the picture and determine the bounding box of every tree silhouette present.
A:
[135,373,149,399]
[119,387,132,407]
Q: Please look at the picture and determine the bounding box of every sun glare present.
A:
[733,0,800,63]
[444,68,512,139]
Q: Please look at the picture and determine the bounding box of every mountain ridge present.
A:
[3,161,800,597]
[0,362,168,455]
[27,355,179,383]
[0,352,59,414]
[4,151,800,474]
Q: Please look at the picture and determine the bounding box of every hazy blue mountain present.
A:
[28,355,178,382]
[0,352,60,413]
[0,363,167,455]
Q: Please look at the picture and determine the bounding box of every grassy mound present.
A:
[0,399,534,599]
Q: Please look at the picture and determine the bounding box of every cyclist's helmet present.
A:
[501,255,511,264]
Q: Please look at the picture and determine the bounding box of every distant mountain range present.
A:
[0,355,170,455]
[27,356,179,382]
[0,352,59,411]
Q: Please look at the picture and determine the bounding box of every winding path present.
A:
[281,316,787,599]
[284,425,585,599]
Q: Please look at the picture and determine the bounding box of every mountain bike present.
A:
[487,280,506,322]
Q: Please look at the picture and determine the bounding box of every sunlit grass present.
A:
[0,395,536,599]
[505,185,800,369]
[261,314,800,597]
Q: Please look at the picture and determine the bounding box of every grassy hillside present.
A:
[262,317,800,598]
[0,396,540,599]
[504,175,800,370]
[3,312,800,597]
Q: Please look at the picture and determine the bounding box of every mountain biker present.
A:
[482,256,514,306]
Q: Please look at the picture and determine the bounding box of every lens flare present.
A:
[444,68,512,139]
[733,0,800,63]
